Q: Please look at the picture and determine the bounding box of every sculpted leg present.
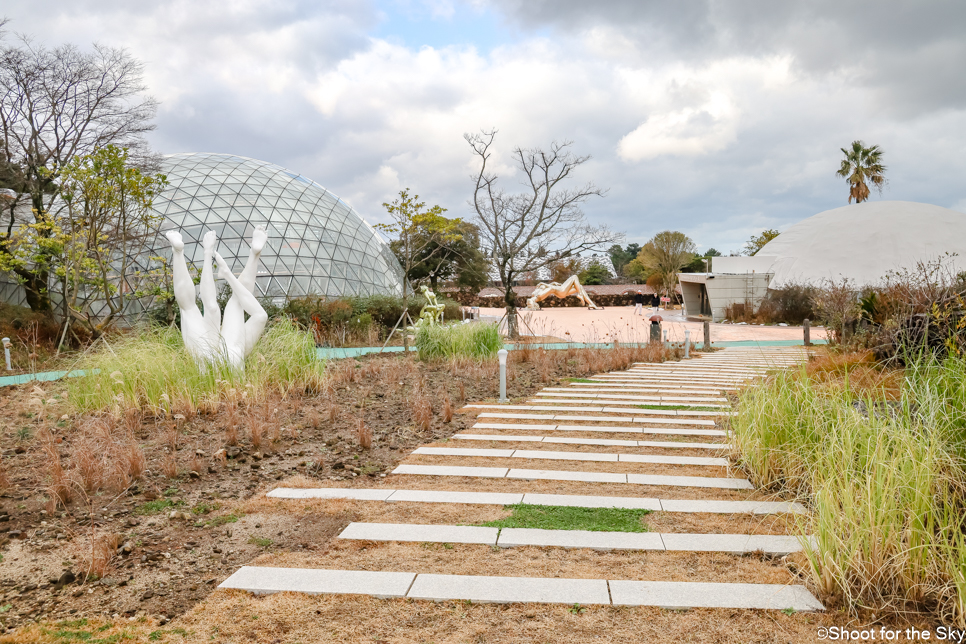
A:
[165,231,197,312]
[221,225,267,342]
[199,231,221,333]
[215,252,268,361]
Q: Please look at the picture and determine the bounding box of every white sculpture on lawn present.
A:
[525,275,601,311]
[166,226,269,369]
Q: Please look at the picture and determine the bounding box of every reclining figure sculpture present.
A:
[165,226,269,370]
[525,275,601,311]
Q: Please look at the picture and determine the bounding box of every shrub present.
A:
[283,293,462,346]
[415,322,501,361]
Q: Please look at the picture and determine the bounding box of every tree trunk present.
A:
[504,286,518,339]
[17,267,52,313]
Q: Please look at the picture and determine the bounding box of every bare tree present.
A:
[0,34,158,312]
[465,129,621,337]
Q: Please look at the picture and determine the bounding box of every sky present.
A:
[3,0,966,255]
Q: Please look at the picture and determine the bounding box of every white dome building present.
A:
[758,201,966,287]
[679,201,966,321]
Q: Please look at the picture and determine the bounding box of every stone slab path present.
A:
[223,347,822,612]
[219,568,824,611]
[335,521,810,555]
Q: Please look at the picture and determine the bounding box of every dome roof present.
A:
[149,153,403,299]
[759,201,966,286]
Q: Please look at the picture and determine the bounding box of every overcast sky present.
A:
[4,0,966,254]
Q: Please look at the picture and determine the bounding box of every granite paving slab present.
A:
[522,493,661,510]
[541,437,640,447]
[660,499,807,514]
[454,434,545,443]
[618,454,729,466]
[507,469,627,483]
[219,567,416,598]
[608,580,824,611]
[660,533,806,555]
[626,473,754,489]
[638,441,729,449]
[338,522,499,545]
[407,574,611,604]
[497,528,665,551]
[473,423,557,430]
[386,490,524,505]
[266,488,395,501]
[511,449,619,462]
[392,464,508,478]
[413,447,516,457]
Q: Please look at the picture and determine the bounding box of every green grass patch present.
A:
[190,501,221,515]
[415,322,502,360]
[636,404,723,411]
[247,535,273,548]
[567,378,600,383]
[134,499,183,516]
[204,512,242,527]
[479,504,650,532]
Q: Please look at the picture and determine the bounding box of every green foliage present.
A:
[480,504,650,532]
[743,229,780,256]
[578,261,610,285]
[67,319,325,413]
[284,294,461,345]
[377,188,460,299]
[135,498,183,515]
[0,145,168,337]
[837,140,886,204]
[608,243,642,278]
[247,535,273,548]
[415,322,501,361]
[627,231,695,296]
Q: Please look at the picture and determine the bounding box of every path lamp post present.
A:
[684,329,690,358]
[2,338,10,371]
[498,349,508,403]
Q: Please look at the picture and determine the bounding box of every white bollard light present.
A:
[498,348,508,403]
[684,329,690,359]
[2,337,10,371]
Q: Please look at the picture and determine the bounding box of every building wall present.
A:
[678,273,772,321]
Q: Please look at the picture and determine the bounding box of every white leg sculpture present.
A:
[220,225,267,357]
[214,251,268,369]
[166,228,269,370]
[165,230,223,363]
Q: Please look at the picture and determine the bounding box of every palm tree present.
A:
[836,140,886,204]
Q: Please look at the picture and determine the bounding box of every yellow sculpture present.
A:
[406,285,446,333]
[526,275,600,310]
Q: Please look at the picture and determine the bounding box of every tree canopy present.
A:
[626,231,696,297]
[0,33,158,313]
[836,140,886,204]
[743,229,780,256]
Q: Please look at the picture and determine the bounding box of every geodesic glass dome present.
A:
[148,153,404,300]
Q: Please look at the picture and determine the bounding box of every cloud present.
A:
[2,0,965,257]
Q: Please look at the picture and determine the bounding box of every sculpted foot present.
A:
[214,252,233,281]
[165,230,185,252]
[250,225,267,255]
[202,230,217,255]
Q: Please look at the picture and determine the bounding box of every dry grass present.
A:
[1,596,923,644]
[356,417,372,450]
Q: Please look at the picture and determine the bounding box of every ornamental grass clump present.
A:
[414,322,501,361]
[68,319,325,414]
[731,351,966,624]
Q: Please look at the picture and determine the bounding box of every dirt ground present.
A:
[0,347,685,636]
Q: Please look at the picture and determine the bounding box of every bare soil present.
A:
[0,347,679,635]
